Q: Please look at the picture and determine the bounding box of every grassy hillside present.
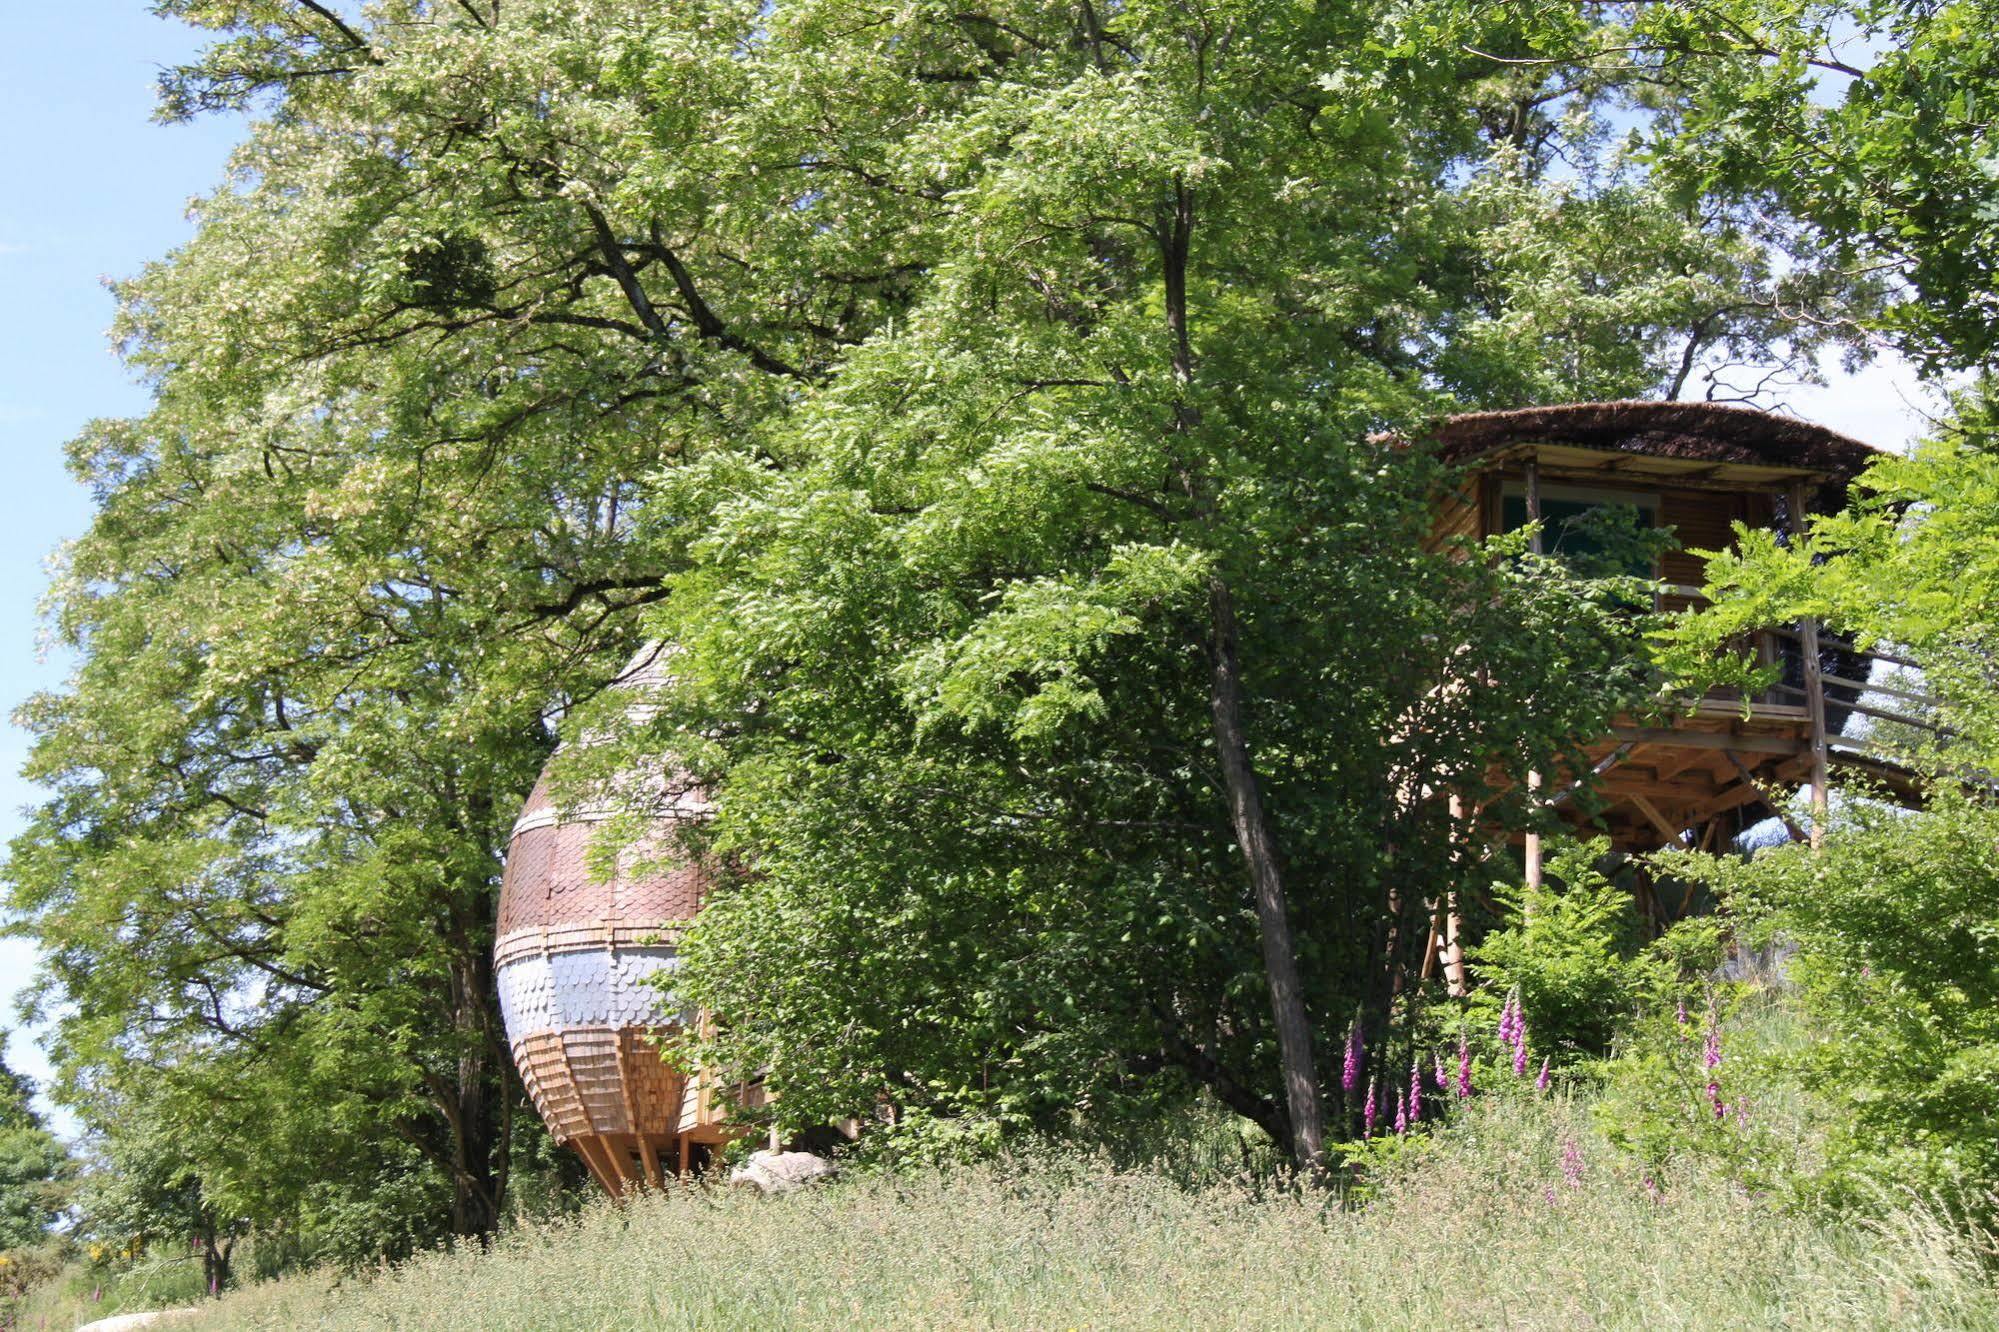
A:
[133,1095,1995,1331]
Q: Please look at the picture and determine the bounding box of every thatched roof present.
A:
[1427,401,1882,480]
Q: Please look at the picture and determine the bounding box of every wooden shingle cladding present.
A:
[495,646,744,1197]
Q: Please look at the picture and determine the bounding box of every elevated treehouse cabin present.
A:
[499,401,1933,1194]
[1428,401,1927,869]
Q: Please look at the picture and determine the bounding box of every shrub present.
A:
[1662,791,1999,1212]
[1469,840,1718,1066]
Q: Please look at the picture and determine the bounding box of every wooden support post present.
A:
[1523,456,1545,902]
[575,1137,623,1198]
[1440,794,1468,997]
[1421,899,1443,982]
[1524,770,1544,897]
[1789,482,1831,850]
[1441,892,1468,997]
[678,1134,692,1178]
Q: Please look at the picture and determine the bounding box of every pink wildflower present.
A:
[1703,1024,1722,1071]
[1535,1056,1550,1092]
[1676,999,1689,1027]
[1707,1079,1726,1119]
[1560,1138,1585,1188]
[1513,1026,1529,1077]
[1455,1037,1472,1098]
[1342,1021,1364,1094]
[1364,1076,1378,1137]
[1408,1058,1423,1126]
[1433,1050,1448,1090]
[1643,1175,1661,1204]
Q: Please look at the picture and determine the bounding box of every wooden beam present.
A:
[1598,774,1729,802]
[1822,672,1937,709]
[1628,794,1691,850]
[1546,741,1635,808]
[1723,750,1808,843]
[573,1136,623,1198]
[1608,727,1808,757]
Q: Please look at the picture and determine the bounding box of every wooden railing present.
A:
[1657,583,1948,747]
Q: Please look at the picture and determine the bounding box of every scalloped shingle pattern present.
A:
[496,821,707,937]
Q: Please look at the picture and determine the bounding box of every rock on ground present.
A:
[729,1149,839,1195]
[76,1311,203,1332]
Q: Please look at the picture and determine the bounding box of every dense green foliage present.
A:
[0,1046,69,1256]
[1468,842,1720,1067]
[1647,397,1999,1208]
[589,0,1838,1161]
[6,0,1995,1284]
[1639,0,1999,370]
[1677,798,1999,1203]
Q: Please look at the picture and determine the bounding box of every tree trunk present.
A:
[1205,575,1326,1170]
[449,943,502,1238]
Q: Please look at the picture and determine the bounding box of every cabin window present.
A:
[1499,481,1660,577]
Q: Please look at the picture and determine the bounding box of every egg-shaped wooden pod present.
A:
[494,646,735,1193]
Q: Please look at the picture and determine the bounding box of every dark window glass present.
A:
[1501,494,1656,577]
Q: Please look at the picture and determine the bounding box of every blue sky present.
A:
[0,5,1948,1133]
[0,6,241,1120]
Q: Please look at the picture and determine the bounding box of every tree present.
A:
[5,0,1874,1220]
[1629,0,1999,372]
[571,0,1851,1166]
[0,1043,69,1254]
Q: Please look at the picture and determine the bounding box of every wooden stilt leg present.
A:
[638,1136,663,1190]
[1524,771,1544,901]
[574,1137,622,1198]
[1789,482,1832,851]
[1442,892,1468,997]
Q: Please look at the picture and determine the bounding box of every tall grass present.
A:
[177,1094,1997,1330]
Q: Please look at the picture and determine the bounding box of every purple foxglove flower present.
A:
[1513,1028,1529,1077]
[1535,1056,1550,1092]
[1498,993,1519,1045]
[1364,1076,1378,1137]
[1456,1037,1472,1098]
[1707,1079,1725,1119]
[1408,1058,1423,1126]
[1342,1021,1364,1093]
[1676,1000,1689,1027]
[1432,1050,1448,1089]
[1703,1024,1722,1071]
